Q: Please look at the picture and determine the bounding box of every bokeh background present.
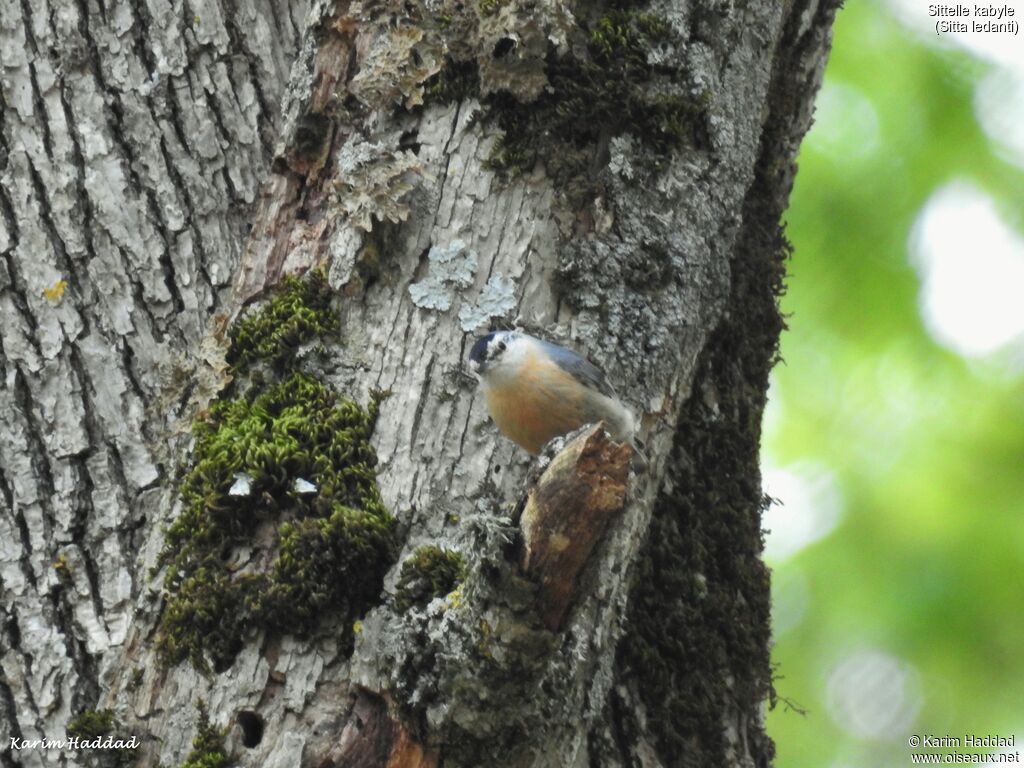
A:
[764,0,1024,764]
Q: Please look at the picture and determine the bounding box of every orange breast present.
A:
[484,354,585,454]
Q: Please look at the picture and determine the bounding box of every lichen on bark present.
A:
[422,0,705,197]
[0,0,841,762]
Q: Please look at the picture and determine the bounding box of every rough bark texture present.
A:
[0,0,839,766]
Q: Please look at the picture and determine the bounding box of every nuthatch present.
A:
[469,331,636,455]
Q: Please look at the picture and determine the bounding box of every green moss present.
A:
[421,7,698,188]
[53,552,72,586]
[483,9,698,184]
[394,545,466,612]
[156,370,396,672]
[128,667,144,690]
[588,11,670,62]
[613,126,785,764]
[158,268,397,672]
[228,270,336,370]
[253,505,397,630]
[67,709,137,767]
[477,0,508,15]
[615,344,775,761]
[612,268,779,761]
[181,700,230,768]
[67,709,117,740]
[424,58,481,105]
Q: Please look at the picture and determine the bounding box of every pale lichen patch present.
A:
[473,0,573,101]
[350,26,444,109]
[332,140,424,232]
[408,240,479,311]
[458,273,516,331]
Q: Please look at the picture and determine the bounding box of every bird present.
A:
[468,330,637,456]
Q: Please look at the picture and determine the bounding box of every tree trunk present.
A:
[0,0,839,766]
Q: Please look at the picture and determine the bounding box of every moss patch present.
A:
[476,0,509,16]
[180,700,230,768]
[394,546,465,612]
[489,10,695,174]
[67,709,117,740]
[426,7,702,188]
[612,84,787,764]
[616,397,773,761]
[157,372,395,671]
[424,58,480,104]
[156,271,397,672]
[67,709,137,767]
[227,270,336,370]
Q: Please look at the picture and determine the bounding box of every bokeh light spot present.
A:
[826,650,922,741]
[909,181,1024,358]
[805,81,882,162]
[974,68,1024,169]
[771,566,810,637]
[763,462,844,562]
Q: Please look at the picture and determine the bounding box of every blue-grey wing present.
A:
[536,337,617,399]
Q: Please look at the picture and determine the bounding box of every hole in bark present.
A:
[493,37,515,59]
[399,129,421,154]
[294,113,332,160]
[237,711,264,747]
[412,246,432,281]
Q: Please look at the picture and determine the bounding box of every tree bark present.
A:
[0,0,839,766]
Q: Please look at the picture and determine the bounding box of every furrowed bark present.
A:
[0,0,305,765]
[0,0,840,766]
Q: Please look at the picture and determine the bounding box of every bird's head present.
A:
[469,330,522,379]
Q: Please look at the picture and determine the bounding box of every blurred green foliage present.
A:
[766,1,1024,765]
